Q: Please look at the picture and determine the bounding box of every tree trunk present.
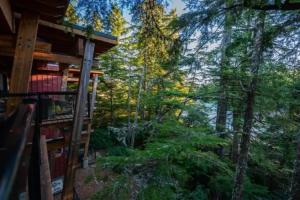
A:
[127,65,132,138]
[215,0,233,138]
[232,11,265,200]
[131,72,144,147]
[231,109,242,163]
[110,84,114,125]
[109,63,115,126]
[141,54,148,121]
[290,137,300,200]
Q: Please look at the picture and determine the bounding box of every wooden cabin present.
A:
[0,1,117,200]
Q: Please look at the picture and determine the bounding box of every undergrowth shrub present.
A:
[91,119,286,199]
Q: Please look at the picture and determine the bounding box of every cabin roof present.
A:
[11,0,69,23]
[37,19,117,55]
[0,0,117,55]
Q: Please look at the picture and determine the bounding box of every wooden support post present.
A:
[7,13,39,113]
[76,38,84,56]
[62,40,95,200]
[83,75,99,167]
[40,135,54,200]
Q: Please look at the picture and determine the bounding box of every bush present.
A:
[90,128,116,150]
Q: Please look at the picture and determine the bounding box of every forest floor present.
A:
[75,151,114,199]
[75,165,103,199]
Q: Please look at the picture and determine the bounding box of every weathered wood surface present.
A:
[7,13,39,113]
[76,38,84,56]
[62,40,95,200]
[40,135,54,200]
[0,47,99,66]
[33,52,82,65]
[0,35,52,52]
[84,75,99,159]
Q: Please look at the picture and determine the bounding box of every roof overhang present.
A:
[0,0,117,57]
[37,19,118,55]
[11,0,69,22]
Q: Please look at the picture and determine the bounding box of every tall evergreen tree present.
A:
[232,11,266,200]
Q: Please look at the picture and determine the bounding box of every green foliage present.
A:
[93,118,276,199]
[91,175,131,200]
[137,184,176,200]
[90,128,116,149]
[106,146,131,156]
[188,185,208,200]
[95,138,275,199]
[75,1,300,199]
[84,175,94,184]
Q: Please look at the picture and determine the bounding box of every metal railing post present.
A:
[28,94,42,200]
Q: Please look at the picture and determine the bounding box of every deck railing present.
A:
[0,104,35,200]
[0,91,90,200]
[0,91,91,124]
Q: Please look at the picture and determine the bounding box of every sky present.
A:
[169,0,186,15]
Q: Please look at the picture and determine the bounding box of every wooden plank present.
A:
[0,48,81,64]
[35,40,52,52]
[76,38,84,56]
[83,75,99,162]
[7,13,39,113]
[0,0,14,33]
[67,77,79,82]
[33,52,82,65]
[27,137,66,151]
[68,68,104,75]
[62,40,95,200]
[0,47,14,56]
[90,75,99,118]
[0,35,15,47]
[0,35,52,52]
[40,135,54,200]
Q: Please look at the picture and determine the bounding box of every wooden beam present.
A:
[0,35,15,47]
[40,135,54,200]
[33,52,82,65]
[83,75,99,166]
[62,40,95,200]
[0,35,52,52]
[76,38,84,56]
[38,19,118,45]
[35,40,52,52]
[67,77,79,82]
[0,49,82,65]
[68,68,104,76]
[0,0,14,33]
[7,13,39,113]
